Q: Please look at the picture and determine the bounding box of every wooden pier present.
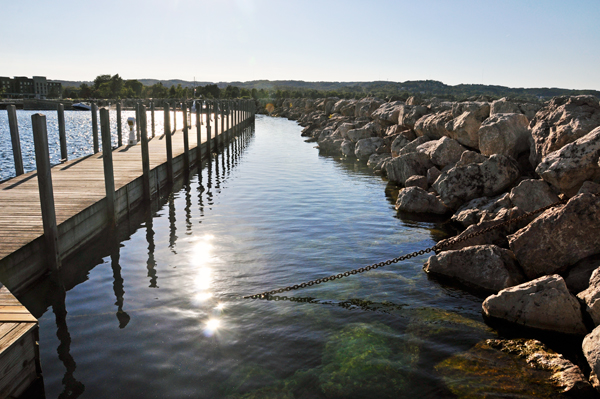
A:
[0,99,256,396]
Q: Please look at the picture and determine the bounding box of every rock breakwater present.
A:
[265,94,600,394]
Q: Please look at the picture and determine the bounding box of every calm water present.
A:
[0,109,191,181]
[13,116,560,398]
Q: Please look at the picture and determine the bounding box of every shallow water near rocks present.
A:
[14,115,566,398]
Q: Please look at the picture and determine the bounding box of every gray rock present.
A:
[390,134,411,156]
[433,155,520,209]
[451,101,490,119]
[482,275,588,335]
[424,245,524,293]
[346,126,374,143]
[490,98,542,121]
[414,110,454,139]
[355,137,383,161]
[445,110,485,149]
[341,139,356,157]
[535,126,600,196]
[509,193,600,279]
[578,181,600,195]
[583,325,600,392]
[455,150,488,167]
[509,179,560,213]
[578,267,600,326]
[529,95,600,166]
[371,101,404,126]
[416,136,466,169]
[398,105,428,129]
[355,97,383,118]
[478,113,530,159]
[451,193,512,228]
[385,125,416,141]
[565,255,600,294]
[427,167,441,186]
[367,153,391,174]
[405,175,428,190]
[335,122,355,139]
[395,186,450,214]
[397,136,431,156]
[385,152,433,185]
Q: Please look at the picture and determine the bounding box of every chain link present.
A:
[243,199,567,299]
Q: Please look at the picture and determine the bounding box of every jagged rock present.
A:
[579,181,600,195]
[478,113,530,159]
[332,99,350,114]
[414,110,454,139]
[451,193,512,228]
[455,150,488,167]
[390,135,411,156]
[335,122,355,139]
[427,166,441,186]
[304,99,315,111]
[445,111,485,149]
[371,101,404,126]
[438,219,510,252]
[404,175,428,190]
[367,153,391,174]
[451,101,491,119]
[508,179,560,213]
[583,325,600,392]
[535,126,600,196]
[529,95,600,166]
[424,245,524,293]
[433,154,520,209]
[385,125,416,141]
[565,255,600,294]
[341,139,355,157]
[578,267,600,326]
[416,136,466,169]
[398,105,428,129]
[395,186,450,214]
[346,126,375,143]
[355,137,383,161]
[490,98,542,121]
[487,339,595,397]
[385,152,433,185]
[324,97,340,115]
[482,275,588,335]
[405,96,420,106]
[509,193,600,279]
[355,97,383,118]
[397,136,431,156]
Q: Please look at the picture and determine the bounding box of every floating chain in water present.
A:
[243,199,567,299]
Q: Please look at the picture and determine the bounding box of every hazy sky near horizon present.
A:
[2,0,599,90]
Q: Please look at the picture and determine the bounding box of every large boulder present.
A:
[444,102,491,149]
[451,193,512,228]
[390,135,411,156]
[482,275,588,335]
[346,125,375,143]
[398,105,428,129]
[578,267,600,326]
[355,97,383,118]
[433,154,520,209]
[508,179,560,213]
[478,113,530,159]
[583,325,600,392]
[565,255,600,294]
[424,245,524,293]
[508,193,600,279]
[355,137,383,161]
[385,152,433,185]
[398,136,431,156]
[335,122,355,139]
[455,150,488,167]
[404,175,428,190]
[529,95,600,166]
[535,126,600,196]
[371,101,404,126]
[416,136,466,169]
[385,124,416,141]
[340,139,355,157]
[451,101,490,119]
[395,186,450,214]
[490,98,542,121]
[414,110,454,139]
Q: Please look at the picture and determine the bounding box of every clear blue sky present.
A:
[2,0,599,90]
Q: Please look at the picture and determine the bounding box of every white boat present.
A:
[72,102,91,111]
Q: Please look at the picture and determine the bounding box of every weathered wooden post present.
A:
[221,99,225,147]
[151,100,156,138]
[173,102,177,132]
[140,104,151,201]
[196,100,202,164]
[92,103,99,153]
[57,103,68,161]
[164,104,173,184]
[182,102,190,172]
[100,108,116,227]
[117,100,123,147]
[206,101,212,157]
[7,104,24,176]
[213,100,219,149]
[31,113,60,271]
[135,102,141,142]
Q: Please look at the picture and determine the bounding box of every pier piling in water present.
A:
[100,108,117,227]
[164,104,174,184]
[117,101,123,147]
[7,105,24,176]
[57,103,68,161]
[92,103,99,154]
[140,104,151,202]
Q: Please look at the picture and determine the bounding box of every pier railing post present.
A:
[151,100,155,138]
[226,101,230,143]
[164,104,173,184]
[221,99,225,147]
[196,100,202,164]
[117,100,123,147]
[173,101,177,132]
[140,104,151,201]
[31,113,60,271]
[135,102,141,142]
[92,103,99,154]
[100,108,116,227]
[206,101,212,157]
[57,103,68,162]
[182,102,190,172]
[214,100,219,150]
[7,104,24,176]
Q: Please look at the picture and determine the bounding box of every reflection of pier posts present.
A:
[145,214,158,288]
[168,194,178,253]
[110,247,130,329]
[185,183,192,235]
[164,104,173,185]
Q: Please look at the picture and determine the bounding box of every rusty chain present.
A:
[243,198,567,299]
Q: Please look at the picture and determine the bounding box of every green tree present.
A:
[124,79,143,97]
[93,74,111,90]
[110,74,123,97]
[79,83,92,98]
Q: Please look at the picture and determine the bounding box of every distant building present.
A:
[0,76,62,99]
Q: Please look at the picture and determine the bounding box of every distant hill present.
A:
[53,79,600,101]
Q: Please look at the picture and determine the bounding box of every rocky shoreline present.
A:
[264,94,600,396]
